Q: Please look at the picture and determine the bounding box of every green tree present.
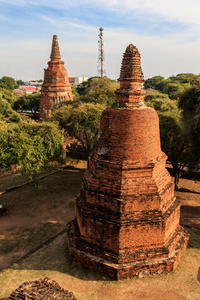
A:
[163,82,189,100]
[144,76,165,91]
[0,121,65,181]
[0,96,12,117]
[14,92,40,116]
[144,73,200,99]
[0,76,17,91]
[71,85,79,100]
[16,79,25,85]
[158,112,189,189]
[145,90,187,189]
[52,102,105,162]
[77,77,119,106]
[145,90,177,111]
[179,85,200,172]
[169,73,200,85]
[0,87,16,107]
[0,96,23,123]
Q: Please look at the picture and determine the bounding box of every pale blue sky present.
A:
[0,0,200,80]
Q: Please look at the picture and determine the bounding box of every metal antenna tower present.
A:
[97,27,106,77]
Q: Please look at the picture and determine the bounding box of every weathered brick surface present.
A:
[67,44,189,279]
[40,35,73,119]
[8,277,77,299]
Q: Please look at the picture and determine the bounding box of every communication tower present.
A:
[97,27,106,77]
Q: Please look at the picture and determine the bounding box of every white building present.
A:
[68,76,88,86]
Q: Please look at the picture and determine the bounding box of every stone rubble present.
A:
[8,277,77,299]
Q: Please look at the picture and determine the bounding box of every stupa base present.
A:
[67,219,189,280]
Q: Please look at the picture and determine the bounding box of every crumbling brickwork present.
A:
[40,35,73,119]
[67,44,189,280]
[8,277,77,299]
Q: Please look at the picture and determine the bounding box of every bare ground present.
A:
[0,162,199,300]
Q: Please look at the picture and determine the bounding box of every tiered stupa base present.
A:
[67,218,189,280]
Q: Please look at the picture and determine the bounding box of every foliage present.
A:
[51,77,119,161]
[0,121,65,181]
[52,102,105,159]
[71,85,79,100]
[76,77,95,95]
[0,76,18,91]
[16,79,25,85]
[77,77,119,106]
[178,85,200,172]
[0,87,16,107]
[163,82,189,99]
[145,90,177,111]
[0,96,12,116]
[0,97,24,123]
[144,73,200,100]
[145,89,187,189]
[144,76,165,91]
[169,73,200,85]
[14,91,40,115]
[158,111,189,189]
[144,73,200,187]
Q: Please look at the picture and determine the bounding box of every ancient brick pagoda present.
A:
[67,45,189,280]
[40,35,73,119]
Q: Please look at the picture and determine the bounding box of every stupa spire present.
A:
[50,35,61,61]
[40,35,73,119]
[115,44,145,107]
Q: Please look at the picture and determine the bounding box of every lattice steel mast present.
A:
[97,27,106,77]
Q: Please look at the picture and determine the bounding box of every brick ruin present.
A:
[9,277,77,299]
[67,44,189,280]
[40,35,73,119]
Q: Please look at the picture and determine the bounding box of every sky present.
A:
[0,0,200,81]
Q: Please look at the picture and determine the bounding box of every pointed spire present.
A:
[115,44,145,107]
[119,44,144,88]
[50,35,61,61]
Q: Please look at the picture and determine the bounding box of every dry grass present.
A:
[0,229,199,300]
[0,162,86,270]
[0,161,199,300]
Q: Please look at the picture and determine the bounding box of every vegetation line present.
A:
[0,170,61,196]
[0,165,83,197]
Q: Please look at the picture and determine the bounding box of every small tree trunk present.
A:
[174,171,179,191]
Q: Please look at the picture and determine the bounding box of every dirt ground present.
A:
[0,162,200,299]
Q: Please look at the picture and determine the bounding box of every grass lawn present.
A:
[0,228,200,300]
[0,160,200,299]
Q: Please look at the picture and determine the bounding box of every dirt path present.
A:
[0,167,85,270]
[176,178,200,230]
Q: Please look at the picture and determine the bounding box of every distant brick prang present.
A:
[8,277,77,299]
[67,45,189,280]
[40,35,73,119]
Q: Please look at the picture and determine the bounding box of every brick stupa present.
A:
[40,35,73,119]
[67,45,189,280]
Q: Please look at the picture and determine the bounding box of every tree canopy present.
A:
[178,85,200,172]
[52,102,105,160]
[77,76,119,106]
[144,73,200,100]
[14,91,40,115]
[145,88,187,189]
[144,74,200,188]
[0,121,65,181]
[0,87,16,107]
[0,76,18,91]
